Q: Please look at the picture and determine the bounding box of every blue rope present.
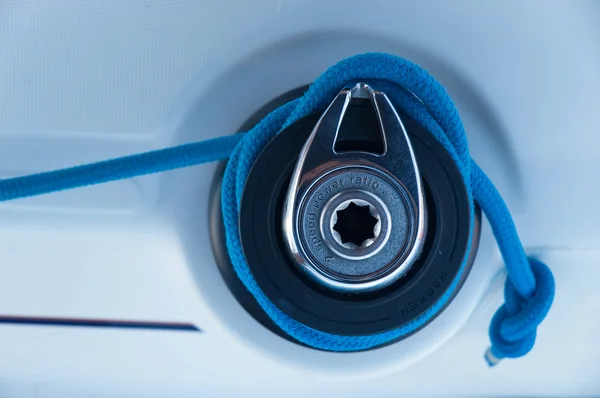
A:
[0,53,554,365]
[0,135,243,201]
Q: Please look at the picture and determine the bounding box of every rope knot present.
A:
[486,258,555,366]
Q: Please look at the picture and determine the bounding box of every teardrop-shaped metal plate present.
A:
[283,82,427,293]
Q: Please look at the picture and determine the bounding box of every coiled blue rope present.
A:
[0,53,554,365]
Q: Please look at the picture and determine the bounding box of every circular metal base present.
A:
[298,167,413,288]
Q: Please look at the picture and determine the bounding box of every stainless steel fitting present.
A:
[283,82,427,293]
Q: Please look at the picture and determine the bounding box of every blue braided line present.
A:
[0,134,243,201]
[0,52,554,364]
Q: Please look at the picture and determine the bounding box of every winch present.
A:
[215,74,480,342]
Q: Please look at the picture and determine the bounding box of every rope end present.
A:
[484,347,503,367]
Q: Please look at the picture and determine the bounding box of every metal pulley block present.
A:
[283,83,427,292]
